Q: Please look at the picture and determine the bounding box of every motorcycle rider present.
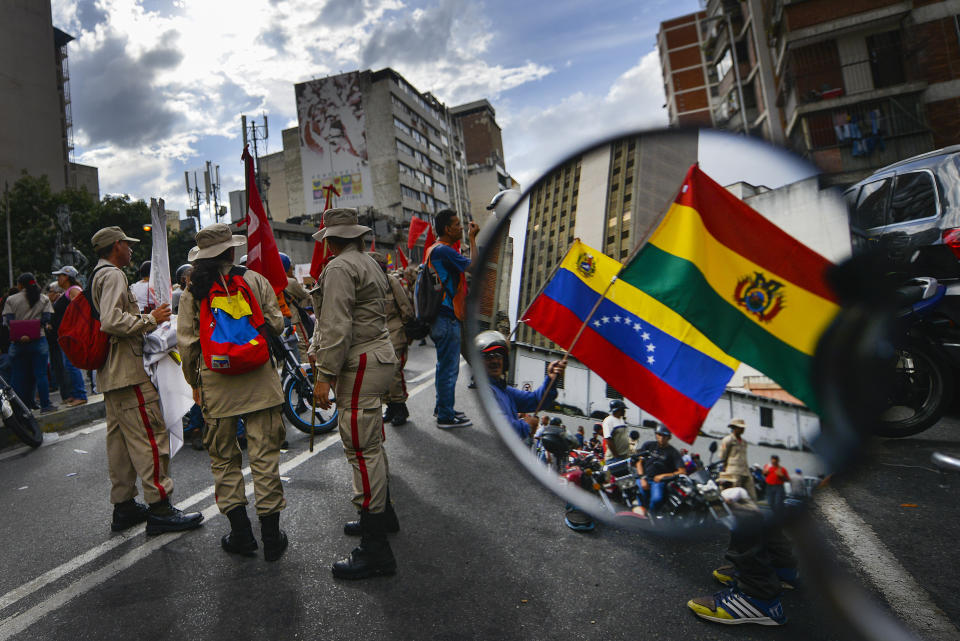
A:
[475,330,565,442]
[718,418,757,500]
[601,400,632,460]
[634,424,686,515]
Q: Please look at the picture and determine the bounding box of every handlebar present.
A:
[932,452,960,473]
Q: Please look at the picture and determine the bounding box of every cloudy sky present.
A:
[50,0,709,221]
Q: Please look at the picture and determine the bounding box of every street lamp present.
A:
[142,224,152,232]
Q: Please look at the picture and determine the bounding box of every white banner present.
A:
[148,198,172,307]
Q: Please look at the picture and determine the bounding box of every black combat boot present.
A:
[111,499,149,532]
[145,499,204,535]
[382,402,398,423]
[221,506,258,556]
[390,403,409,426]
[344,501,400,536]
[260,512,288,562]
[332,511,397,579]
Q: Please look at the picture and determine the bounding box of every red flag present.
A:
[370,237,376,252]
[396,247,409,269]
[453,240,461,253]
[309,220,331,280]
[424,226,436,249]
[241,145,287,294]
[408,217,430,249]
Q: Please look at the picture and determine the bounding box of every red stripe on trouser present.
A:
[133,384,167,501]
[350,354,371,510]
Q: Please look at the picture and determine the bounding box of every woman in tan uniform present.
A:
[178,224,289,561]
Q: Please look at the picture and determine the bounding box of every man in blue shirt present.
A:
[427,209,479,428]
[475,330,565,440]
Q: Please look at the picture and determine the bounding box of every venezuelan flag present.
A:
[209,292,261,346]
[622,165,839,412]
[523,240,739,443]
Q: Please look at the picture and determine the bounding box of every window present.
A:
[867,30,905,90]
[760,407,774,428]
[606,384,623,400]
[396,139,414,156]
[890,172,937,224]
[853,178,892,230]
[544,362,564,389]
[716,48,733,81]
[393,117,411,136]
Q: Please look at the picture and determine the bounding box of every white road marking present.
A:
[817,487,960,641]
[0,377,435,637]
[0,422,107,462]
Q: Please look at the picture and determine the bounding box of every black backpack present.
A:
[406,245,447,340]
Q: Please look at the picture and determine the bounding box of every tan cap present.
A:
[91,226,139,252]
[728,418,747,429]
[312,208,371,242]
[188,223,246,262]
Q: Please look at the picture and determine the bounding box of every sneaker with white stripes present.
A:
[687,586,786,626]
[437,415,472,429]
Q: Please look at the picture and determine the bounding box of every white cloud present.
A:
[500,50,669,190]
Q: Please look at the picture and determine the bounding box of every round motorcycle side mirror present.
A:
[465,126,850,536]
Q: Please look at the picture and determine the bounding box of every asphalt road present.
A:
[0,342,955,640]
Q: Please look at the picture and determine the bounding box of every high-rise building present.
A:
[658,11,716,128]
[253,68,472,262]
[661,0,960,187]
[515,131,698,350]
[0,1,97,194]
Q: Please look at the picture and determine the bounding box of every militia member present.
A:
[178,224,289,561]
[372,252,414,427]
[718,418,757,500]
[90,226,203,534]
[309,209,399,579]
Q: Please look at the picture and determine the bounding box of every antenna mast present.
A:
[241,113,271,219]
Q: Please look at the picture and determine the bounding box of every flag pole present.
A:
[530,183,681,416]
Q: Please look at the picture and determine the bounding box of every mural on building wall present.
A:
[295,72,374,214]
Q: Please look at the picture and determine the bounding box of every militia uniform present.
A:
[178,224,288,561]
[309,209,398,579]
[90,226,203,534]
[718,418,757,500]
[377,258,414,426]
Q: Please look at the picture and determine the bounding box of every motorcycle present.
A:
[877,276,960,437]
[0,373,42,448]
[750,464,767,502]
[271,328,339,435]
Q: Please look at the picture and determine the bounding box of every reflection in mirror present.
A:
[468,128,853,533]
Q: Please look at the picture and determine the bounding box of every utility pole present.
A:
[242,114,271,219]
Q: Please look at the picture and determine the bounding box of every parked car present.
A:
[844,145,960,277]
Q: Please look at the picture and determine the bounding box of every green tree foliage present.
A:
[0,173,198,288]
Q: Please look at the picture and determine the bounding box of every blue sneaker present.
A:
[688,586,786,626]
[713,565,800,590]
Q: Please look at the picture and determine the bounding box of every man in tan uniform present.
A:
[309,209,398,580]
[718,418,757,500]
[90,226,204,534]
[371,253,414,427]
[178,224,288,561]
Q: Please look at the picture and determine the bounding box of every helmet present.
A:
[475,330,509,355]
[549,417,563,426]
[655,424,672,437]
[174,263,192,286]
[239,254,247,266]
[279,252,291,272]
[609,399,627,413]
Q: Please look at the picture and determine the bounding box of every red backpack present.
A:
[198,267,270,375]
[58,265,113,370]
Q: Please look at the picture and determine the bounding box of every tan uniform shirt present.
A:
[308,244,396,384]
[177,264,284,418]
[2,291,54,321]
[719,433,749,475]
[384,272,413,349]
[284,276,309,326]
[91,259,158,393]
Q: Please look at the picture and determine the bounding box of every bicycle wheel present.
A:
[3,388,42,448]
[282,373,339,435]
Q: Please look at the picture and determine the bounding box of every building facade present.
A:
[659,11,717,128]
[248,68,474,264]
[0,1,96,193]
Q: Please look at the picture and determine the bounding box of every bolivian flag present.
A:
[523,240,739,443]
[623,164,839,413]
